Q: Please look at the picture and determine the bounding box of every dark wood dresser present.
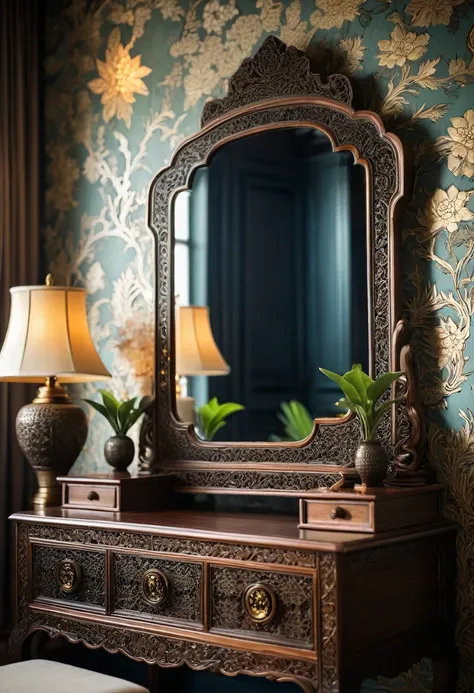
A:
[9,507,456,692]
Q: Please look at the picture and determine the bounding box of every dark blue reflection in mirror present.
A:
[173,127,369,443]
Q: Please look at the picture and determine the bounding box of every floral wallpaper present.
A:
[44,0,474,690]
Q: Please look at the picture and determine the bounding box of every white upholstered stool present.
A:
[0,659,150,693]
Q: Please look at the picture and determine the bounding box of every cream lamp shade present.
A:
[176,306,229,377]
[0,284,111,383]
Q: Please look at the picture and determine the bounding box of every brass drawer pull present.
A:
[244,583,277,624]
[87,490,99,501]
[141,569,168,605]
[57,559,81,594]
[330,506,346,520]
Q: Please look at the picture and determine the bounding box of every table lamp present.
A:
[0,275,111,508]
[176,306,229,424]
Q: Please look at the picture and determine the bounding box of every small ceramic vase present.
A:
[355,440,388,487]
[104,435,135,471]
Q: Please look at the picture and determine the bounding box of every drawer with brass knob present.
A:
[31,544,106,610]
[111,553,203,628]
[299,485,444,533]
[209,565,315,649]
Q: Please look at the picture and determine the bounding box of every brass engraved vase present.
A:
[355,440,388,487]
[16,378,88,508]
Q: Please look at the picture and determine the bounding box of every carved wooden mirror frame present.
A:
[147,36,423,495]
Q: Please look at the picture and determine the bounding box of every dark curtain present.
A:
[0,0,40,632]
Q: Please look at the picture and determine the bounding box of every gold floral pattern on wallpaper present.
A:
[44,1,474,690]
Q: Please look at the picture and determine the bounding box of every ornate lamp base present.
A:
[15,377,87,508]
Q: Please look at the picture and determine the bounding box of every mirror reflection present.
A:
[173,127,369,443]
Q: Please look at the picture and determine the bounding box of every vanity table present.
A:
[9,36,457,692]
[9,507,456,693]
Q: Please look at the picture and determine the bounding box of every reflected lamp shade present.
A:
[176,306,230,377]
[175,306,229,425]
[0,282,111,509]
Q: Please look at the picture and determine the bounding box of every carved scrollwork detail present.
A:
[32,545,106,607]
[211,566,313,646]
[168,469,344,492]
[319,553,338,691]
[25,614,318,693]
[113,554,201,622]
[27,523,317,567]
[201,35,353,126]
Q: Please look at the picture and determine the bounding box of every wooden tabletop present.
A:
[10,507,456,554]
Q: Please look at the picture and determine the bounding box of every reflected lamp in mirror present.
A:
[0,275,110,508]
[176,306,229,424]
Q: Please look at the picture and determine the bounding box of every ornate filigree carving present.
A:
[32,545,106,608]
[28,524,317,567]
[201,35,353,127]
[319,554,337,691]
[138,401,157,474]
[147,34,409,492]
[25,614,318,693]
[168,469,344,492]
[113,554,201,623]
[210,566,314,646]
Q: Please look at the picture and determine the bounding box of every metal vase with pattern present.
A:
[355,441,388,487]
[104,435,135,471]
[16,382,88,509]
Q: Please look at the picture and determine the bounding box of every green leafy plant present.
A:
[198,397,244,441]
[269,401,314,442]
[84,390,147,436]
[319,364,404,441]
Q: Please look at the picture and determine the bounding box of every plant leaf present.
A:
[83,398,118,433]
[198,403,215,440]
[207,419,226,441]
[122,406,145,434]
[208,397,220,413]
[118,398,137,433]
[99,390,120,429]
[367,371,404,404]
[342,364,370,406]
[319,368,362,404]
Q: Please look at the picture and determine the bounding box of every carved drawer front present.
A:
[31,544,106,610]
[111,553,203,627]
[209,565,314,649]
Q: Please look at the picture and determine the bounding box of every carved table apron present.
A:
[9,509,456,693]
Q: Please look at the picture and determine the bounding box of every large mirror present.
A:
[148,35,418,494]
[172,126,370,443]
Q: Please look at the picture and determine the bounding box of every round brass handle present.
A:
[87,490,99,501]
[57,559,81,594]
[243,583,277,624]
[141,569,169,605]
[330,506,346,520]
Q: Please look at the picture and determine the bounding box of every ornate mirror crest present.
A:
[146,36,423,495]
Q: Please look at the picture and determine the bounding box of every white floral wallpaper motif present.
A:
[44,1,474,690]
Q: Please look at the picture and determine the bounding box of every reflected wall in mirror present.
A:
[173,127,370,443]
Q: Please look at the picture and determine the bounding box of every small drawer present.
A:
[63,483,118,510]
[111,553,203,627]
[31,544,106,610]
[299,487,443,533]
[209,565,315,649]
[301,499,372,532]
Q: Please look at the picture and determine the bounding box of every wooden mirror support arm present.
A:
[387,319,430,486]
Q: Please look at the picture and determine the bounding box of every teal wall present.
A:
[44,1,474,690]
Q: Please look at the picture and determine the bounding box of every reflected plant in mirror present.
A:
[173,126,369,443]
[319,365,404,487]
[197,398,245,441]
[269,401,314,442]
